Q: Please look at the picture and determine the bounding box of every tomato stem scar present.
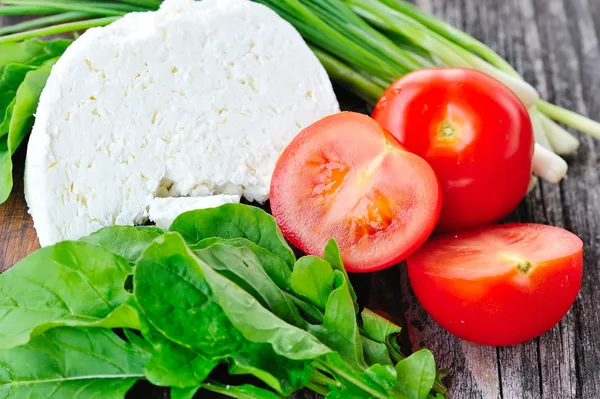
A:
[438,120,457,139]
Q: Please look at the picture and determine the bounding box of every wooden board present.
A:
[2,0,600,398]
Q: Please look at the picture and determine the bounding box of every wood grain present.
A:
[2,0,600,398]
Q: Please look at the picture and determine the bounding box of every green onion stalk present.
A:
[1,0,598,184]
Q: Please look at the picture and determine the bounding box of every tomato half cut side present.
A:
[407,223,583,346]
[270,112,441,273]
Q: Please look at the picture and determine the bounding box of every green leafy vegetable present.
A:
[324,238,358,305]
[194,237,292,292]
[395,350,437,399]
[142,328,217,389]
[0,327,148,398]
[0,204,446,398]
[362,336,394,366]
[317,271,365,368]
[291,255,334,311]
[8,59,55,151]
[194,242,303,326]
[81,225,164,263]
[0,241,139,349]
[170,203,295,268]
[202,382,282,399]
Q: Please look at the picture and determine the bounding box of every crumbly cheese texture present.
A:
[25,0,339,246]
[149,195,240,230]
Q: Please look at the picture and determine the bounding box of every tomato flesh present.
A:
[372,68,534,232]
[407,224,583,346]
[271,112,441,273]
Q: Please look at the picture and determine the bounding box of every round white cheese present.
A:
[25,0,339,246]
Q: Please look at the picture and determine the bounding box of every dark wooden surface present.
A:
[3,0,600,398]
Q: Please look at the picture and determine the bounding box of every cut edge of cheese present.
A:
[149,195,241,230]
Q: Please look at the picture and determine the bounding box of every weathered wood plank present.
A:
[3,2,600,399]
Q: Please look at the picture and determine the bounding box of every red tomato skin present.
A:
[270,112,441,273]
[372,68,534,232]
[406,225,583,346]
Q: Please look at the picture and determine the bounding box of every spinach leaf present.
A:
[323,239,358,305]
[171,386,199,399]
[170,203,295,268]
[0,139,10,204]
[395,349,436,399]
[365,364,397,392]
[319,353,393,399]
[194,237,292,291]
[134,234,243,358]
[0,64,35,123]
[0,99,14,136]
[287,292,324,324]
[8,60,55,152]
[194,242,303,326]
[134,233,326,394]
[0,58,60,203]
[0,327,148,398]
[81,225,164,264]
[362,336,394,366]
[0,39,70,74]
[143,329,217,389]
[194,239,331,360]
[317,271,365,368]
[202,382,283,399]
[360,308,402,344]
[229,344,312,395]
[0,241,139,349]
[291,255,334,311]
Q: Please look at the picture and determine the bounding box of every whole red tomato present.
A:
[373,68,534,232]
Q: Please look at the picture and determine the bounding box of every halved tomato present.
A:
[407,223,583,346]
[270,112,441,273]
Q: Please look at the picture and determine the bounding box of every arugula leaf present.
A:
[395,349,436,399]
[194,242,303,326]
[291,255,334,311]
[317,271,365,368]
[194,237,292,292]
[81,225,164,264]
[0,241,139,349]
[170,203,295,268]
[0,327,148,398]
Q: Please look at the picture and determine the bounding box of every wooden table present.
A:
[2,0,600,398]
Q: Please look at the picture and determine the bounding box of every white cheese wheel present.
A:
[149,195,241,230]
[25,0,339,246]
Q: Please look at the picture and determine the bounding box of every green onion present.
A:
[0,12,88,35]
